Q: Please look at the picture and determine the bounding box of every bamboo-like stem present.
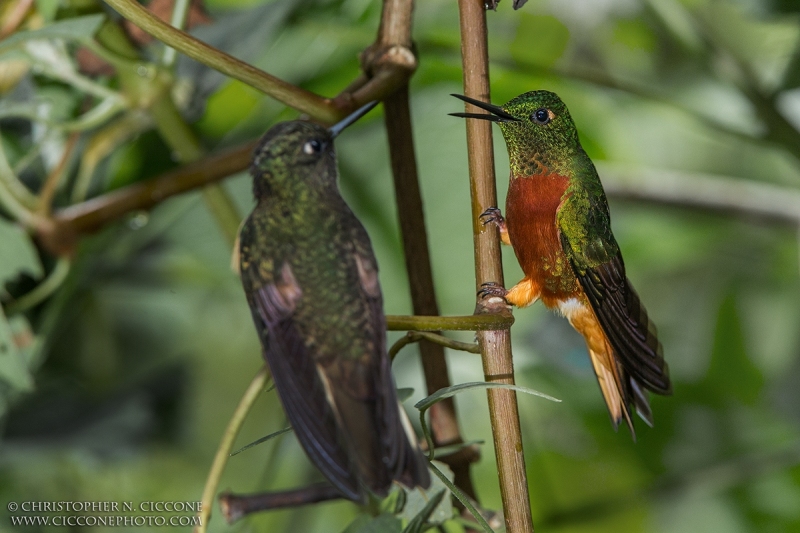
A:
[457,0,533,531]
[377,0,477,499]
[195,366,271,533]
[102,0,339,123]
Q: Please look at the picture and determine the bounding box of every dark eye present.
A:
[531,108,551,125]
[303,139,322,155]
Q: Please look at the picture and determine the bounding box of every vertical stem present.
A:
[149,89,241,246]
[457,0,534,532]
[162,0,192,68]
[376,0,477,498]
[195,366,271,533]
[384,87,477,499]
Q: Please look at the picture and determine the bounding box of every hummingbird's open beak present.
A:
[329,101,379,138]
[449,94,520,123]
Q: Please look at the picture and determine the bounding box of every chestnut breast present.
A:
[505,172,581,302]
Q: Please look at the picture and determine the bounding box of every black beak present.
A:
[449,94,520,123]
[329,101,379,138]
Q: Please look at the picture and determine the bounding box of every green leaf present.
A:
[433,439,484,460]
[0,218,43,293]
[402,489,446,533]
[428,462,493,533]
[34,0,61,22]
[380,487,406,515]
[340,513,402,533]
[0,305,34,393]
[511,14,569,68]
[415,381,559,462]
[397,387,415,403]
[400,461,453,528]
[229,426,292,456]
[0,14,105,55]
[414,381,560,412]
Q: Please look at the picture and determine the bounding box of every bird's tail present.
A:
[566,302,652,438]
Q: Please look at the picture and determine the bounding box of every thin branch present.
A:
[5,258,71,315]
[200,186,241,246]
[39,141,256,254]
[147,90,241,246]
[195,366,271,533]
[39,132,79,215]
[102,0,339,123]
[70,112,152,203]
[218,484,343,524]
[457,0,534,530]
[162,0,192,68]
[0,156,36,227]
[0,128,39,211]
[390,331,480,360]
[386,313,513,332]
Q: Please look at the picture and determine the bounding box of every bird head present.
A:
[451,90,581,176]
[250,102,378,199]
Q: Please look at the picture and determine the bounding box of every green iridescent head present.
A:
[451,91,582,176]
[250,102,378,199]
[250,120,335,199]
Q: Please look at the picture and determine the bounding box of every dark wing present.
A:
[243,216,428,500]
[572,251,672,395]
[557,187,672,403]
[246,262,364,501]
[341,244,430,494]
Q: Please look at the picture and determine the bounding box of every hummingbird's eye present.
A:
[303,139,323,155]
[531,108,551,125]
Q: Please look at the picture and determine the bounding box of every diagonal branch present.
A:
[37,141,256,255]
[102,0,339,123]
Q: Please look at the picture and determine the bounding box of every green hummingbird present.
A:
[239,102,430,502]
[451,91,672,437]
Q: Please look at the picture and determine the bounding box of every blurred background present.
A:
[1,0,799,531]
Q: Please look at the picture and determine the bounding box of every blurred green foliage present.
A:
[1,0,800,531]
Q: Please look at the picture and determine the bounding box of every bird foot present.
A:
[479,206,505,227]
[477,281,508,302]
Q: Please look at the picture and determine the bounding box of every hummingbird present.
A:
[239,102,430,502]
[451,91,671,437]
